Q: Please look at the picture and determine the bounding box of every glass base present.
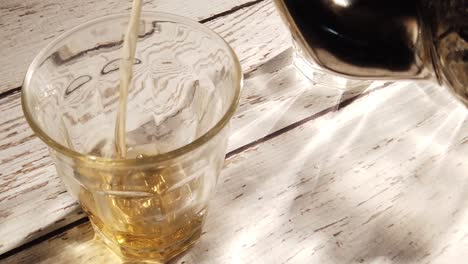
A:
[91,221,202,263]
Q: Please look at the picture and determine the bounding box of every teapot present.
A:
[275,0,467,105]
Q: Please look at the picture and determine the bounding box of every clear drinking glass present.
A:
[22,12,242,263]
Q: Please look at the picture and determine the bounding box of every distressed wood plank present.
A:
[3,82,468,263]
[0,0,369,255]
[0,0,264,94]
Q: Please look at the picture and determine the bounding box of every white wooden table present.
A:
[1,0,468,263]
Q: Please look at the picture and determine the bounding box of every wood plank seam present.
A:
[199,0,266,23]
[0,81,392,260]
[226,82,394,159]
[0,88,21,101]
[0,217,89,261]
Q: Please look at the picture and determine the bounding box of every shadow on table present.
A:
[1,215,121,263]
[286,80,468,263]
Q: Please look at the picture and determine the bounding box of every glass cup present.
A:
[22,12,242,263]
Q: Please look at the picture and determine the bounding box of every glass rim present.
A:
[22,12,242,167]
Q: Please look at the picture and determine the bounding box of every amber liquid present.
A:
[78,164,205,261]
[78,1,205,262]
[78,146,206,261]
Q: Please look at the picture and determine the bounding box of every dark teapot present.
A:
[275,0,467,105]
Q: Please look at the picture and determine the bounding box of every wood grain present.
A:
[3,82,467,263]
[0,0,368,255]
[0,0,263,94]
